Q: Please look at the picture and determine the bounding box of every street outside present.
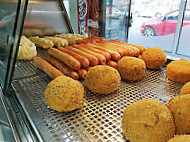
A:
[128,17,190,57]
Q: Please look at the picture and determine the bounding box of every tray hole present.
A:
[94,135,98,139]
[116,128,121,132]
[108,122,112,125]
[104,130,108,133]
[90,132,95,135]
[103,136,108,139]
[86,128,91,132]
[108,133,112,137]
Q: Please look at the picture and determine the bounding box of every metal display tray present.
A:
[12,49,183,142]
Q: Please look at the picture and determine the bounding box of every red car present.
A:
[141,9,190,36]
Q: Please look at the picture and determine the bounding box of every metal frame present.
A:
[171,0,189,59]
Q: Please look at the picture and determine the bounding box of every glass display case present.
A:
[0,0,189,141]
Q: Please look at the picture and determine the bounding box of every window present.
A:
[165,11,179,20]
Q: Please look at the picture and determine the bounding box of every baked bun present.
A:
[180,82,190,95]
[168,135,190,142]
[84,65,121,94]
[117,57,146,81]
[122,99,175,142]
[168,94,190,134]
[17,36,37,60]
[165,59,190,83]
[45,76,84,112]
[141,47,167,69]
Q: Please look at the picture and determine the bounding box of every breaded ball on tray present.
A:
[117,57,146,81]
[168,135,190,142]
[180,82,190,95]
[141,47,167,69]
[84,65,121,94]
[45,76,84,112]
[166,59,190,83]
[168,94,190,135]
[122,99,175,142]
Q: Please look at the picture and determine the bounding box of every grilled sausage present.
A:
[48,48,81,70]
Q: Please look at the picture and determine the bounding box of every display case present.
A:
[0,0,189,142]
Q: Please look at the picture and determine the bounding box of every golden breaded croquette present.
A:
[168,135,190,142]
[45,76,84,112]
[180,82,190,95]
[122,99,175,142]
[165,59,190,83]
[117,57,146,81]
[141,47,167,69]
[168,94,190,135]
[84,65,121,94]
[29,36,54,49]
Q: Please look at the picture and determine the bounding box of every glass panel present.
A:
[128,0,181,52]
[0,1,19,89]
[0,0,28,92]
[105,0,131,41]
[177,3,190,57]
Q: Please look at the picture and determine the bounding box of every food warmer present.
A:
[0,0,187,141]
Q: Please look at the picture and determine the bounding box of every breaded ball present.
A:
[165,59,190,83]
[141,47,167,69]
[122,99,175,142]
[168,94,190,134]
[180,82,190,95]
[84,65,121,94]
[168,135,190,142]
[45,76,84,112]
[117,57,146,81]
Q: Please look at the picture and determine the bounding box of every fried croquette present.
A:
[168,94,190,134]
[122,99,175,142]
[180,82,190,95]
[141,47,167,69]
[168,135,190,142]
[117,57,146,81]
[45,76,84,112]
[165,59,190,83]
[84,65,121,94]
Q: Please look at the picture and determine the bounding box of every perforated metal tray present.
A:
[12,61,183,141]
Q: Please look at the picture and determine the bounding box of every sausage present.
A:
[109,40,140,56]
[87,66,93,71]
[33,57,64,79]
[77,69,88,79]
[76,39,90,44]
[76,37,97,44]
[89,42,121,61]
[79,43,111,61]
[99,41,125,57]
[65,46,99,66]
[48,48,81,70]
[91,36,105,42]
[58,47,90,68]
[133,45,146,54]
[73,44,106,65]
[46,56,79,80]
[104,41,134,57]
[106,60,118,69]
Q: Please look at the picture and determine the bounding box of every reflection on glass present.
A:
[105,0,130,41]
[128,0,181,52]
[0,2,17,88]
[177,6,190,57]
